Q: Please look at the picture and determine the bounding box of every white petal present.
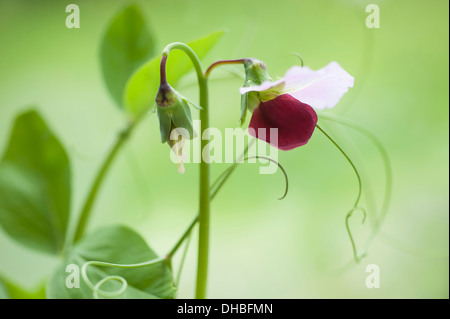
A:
[284,61,354,110]
[239,79,284,95]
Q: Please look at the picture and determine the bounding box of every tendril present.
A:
[243,156,289,200]
[92,276,127,299]
[345,207,367,263]
[211,154,289,200]
[316,124,366,263]
[290,53,304,67]
[81,257,166,299]
[318,113,392,256]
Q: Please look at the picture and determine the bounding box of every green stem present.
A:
[175,227,193,287]
[166,142,254,272]
[72,117,141,244]
[161,42,210,299]
[205,59,246,77]
[168,216,199,258]
[162,42,205,85]
[197,63,210,300]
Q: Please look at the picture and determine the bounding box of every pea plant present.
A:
[0,4,390,299]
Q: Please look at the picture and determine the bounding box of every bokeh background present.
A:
[0,0,448,298]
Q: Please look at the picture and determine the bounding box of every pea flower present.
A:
[239,59,354,150]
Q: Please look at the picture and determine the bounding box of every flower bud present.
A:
[156,84,194,173]
[156,84,194,141]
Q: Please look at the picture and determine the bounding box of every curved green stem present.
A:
[72,117,142,245]
[168,216,199,258]
[175,228,193,287]
[161,42,210,299]
[205,59,246,77]
[162,42,205,87]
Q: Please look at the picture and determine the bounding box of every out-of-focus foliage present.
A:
[0,280,9,299]
[0,110,71,254]
[100,4,156,107]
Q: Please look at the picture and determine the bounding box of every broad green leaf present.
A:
[124,31,224,116]
[8,284,46,299]
[0,110,71,254]
[47,225,176,299]
[0,277,46,299]
[100,4,156,107]
[0,280,9,299]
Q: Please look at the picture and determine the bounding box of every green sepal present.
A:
[156,86,194,143]
[171,98,194,139]
[240,89,248,126]
[243,58,271,85]
[240,78,262,125]
[156,106,172,143]
[238,58,273,125]
[246,91,260,113]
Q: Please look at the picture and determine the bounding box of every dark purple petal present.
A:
[249,94,318,150]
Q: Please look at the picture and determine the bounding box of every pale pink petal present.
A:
[284,62,354,110]
[239,79,284,94]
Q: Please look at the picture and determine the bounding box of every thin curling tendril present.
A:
[316,124,366,263]
[345,207,367,263]
[81,257,166,299]
[92,276,127,299]
[319,113,392,257]
[243,156,289,200]
[289,52,304,67]
[211,154,289,200]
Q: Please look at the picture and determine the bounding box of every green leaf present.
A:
[0,110,71,254]
[47,225,176,299]
[100,4,156,107]
[0,280,9,299]
[0,276,46,299]
[124,31,224,116]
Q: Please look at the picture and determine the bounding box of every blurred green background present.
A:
[0,0,448,298]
